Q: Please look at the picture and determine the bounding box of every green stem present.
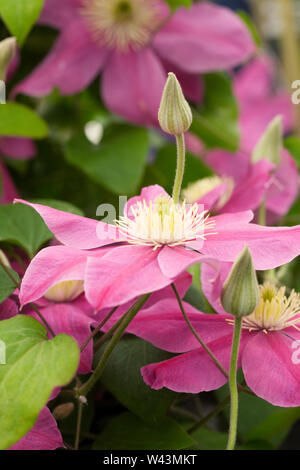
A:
[258,198,266,226]
[80,306,118,352]
[189,395,230,434]
[171,283,228,378]
[30,302,55,338]
[171,284,253,396]
[172,133,185,204]
[77,293,150,397]
[74,400,83,450]
[94,312,127,352]
[226,316,242,451]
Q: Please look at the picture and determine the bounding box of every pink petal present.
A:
[96,270,192,326]
[197,182,230,212]
[102,48,166,126]
[266,150,299,216]
[158,245,219,279]
[142,331,248,393]
[30,302,94,374]
[125,299,232,353]
[239,94,294,154]
[85,245,170,310]
[125,184,169,218]
[221,159,273,213]
[153,2,255,74]
[8,407,64,450]
[242,330,300,407]
[192,211,300,270]
[234,56,274,104]
[14,199,117,249]
[0,137,36,160]
[19,246,87,306]
[0,160,18,203]
[147,270,192,306]
[39,0,82,29]
[201,260,232,315]
[13,19,107,97]
[204,149,249,183]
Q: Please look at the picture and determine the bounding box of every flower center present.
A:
[80,0,162,51]
[227,282,300,333]
[45,280,84,303]
[182,176,234,209]
[115,196,216,249]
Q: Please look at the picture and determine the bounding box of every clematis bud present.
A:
[0,249,10,268]
[44,280,84,302]
[251,115,283,167]
[221,246,259,318]
[0,37,17,81]
[158,72,192,135]
[53,402,74,421]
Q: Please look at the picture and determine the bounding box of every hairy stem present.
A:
[172,133,185,204]
[226,316,242,450]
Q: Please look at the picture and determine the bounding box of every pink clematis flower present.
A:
[120,272,300,407]
[203,56,299,218]
[15,183,300,312]
[182,158,275,214]
[13,1,255,126]
[8,407,64,450]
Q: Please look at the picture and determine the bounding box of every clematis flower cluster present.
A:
[13,0,255,126]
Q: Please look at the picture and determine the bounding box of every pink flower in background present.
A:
[203,56,299,218]
[0,47,36,204]
[13,0,255,126]
[8,407,64,450]
[15,183,300,311]
[121,278,300,407]
[182,158,275,214]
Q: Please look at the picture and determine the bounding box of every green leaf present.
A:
[0,102,48,138]
[0,0,44,46]
[0,203,52,257]
[216,380,300,448]
[245,407,300,447]
[237,11,262,48]
[93,412,194,450]
[191,73,240,151]
[192,427,228,450]
[165,0,192,11]
[146,144,213,194]
[0,315,79,449]
[0,265,19,303]
[65,124,149,195]
[100,336,176,424]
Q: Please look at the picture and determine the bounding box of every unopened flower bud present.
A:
[0,249,10,268]
[158,72,192,135]
[221,246,259,318]
[251,115,283,167]
[44,280,84,302]
[53,402,74,421]
[0,37,17,81]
